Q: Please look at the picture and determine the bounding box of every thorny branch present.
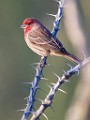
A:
[30,57,90,120]
[21,57,47,120]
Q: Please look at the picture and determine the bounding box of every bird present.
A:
[21,18,81,64]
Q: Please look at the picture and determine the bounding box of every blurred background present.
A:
[0,0,90,120]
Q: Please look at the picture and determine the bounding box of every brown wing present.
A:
[28,24,64,52]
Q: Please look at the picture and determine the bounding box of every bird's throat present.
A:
[24,26,32,33]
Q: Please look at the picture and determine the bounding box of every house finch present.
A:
[21,18,81,64]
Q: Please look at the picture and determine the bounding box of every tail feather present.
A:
[60,47,82,64]
[64,52,82,64]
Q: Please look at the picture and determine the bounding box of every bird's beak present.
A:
[20,24,27,29]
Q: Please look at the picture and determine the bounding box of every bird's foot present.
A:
[40,56,47,67]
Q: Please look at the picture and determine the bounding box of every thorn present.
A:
[57,27,62,31]
[63,69,66,74]
[38,99,43,103]
[24,96,29,100]
[41,77,48,81]
[53,73,60,81]
[23,82,33,85]
[53,22,56,27]
[42,113,48,120]
[57,28,60,31]
[17,109,25,112]
[35,86,39,90]
[58,16,63,21]
[64,80,70,83]
[30,62,40,66]
[59,27,63,30]
[46,13,56,18]
[58,88,67,94]
[67,63,73,69]
[75,69,80,76]
[47,84,52,89]
[31,66,37,71]
[82,49,86,60]
[50,82,55,86]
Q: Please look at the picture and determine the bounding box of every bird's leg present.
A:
[40,56,47,67]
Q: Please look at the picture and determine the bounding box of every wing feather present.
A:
[28,25,64,52]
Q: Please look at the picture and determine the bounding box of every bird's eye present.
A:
[28,22,31,25]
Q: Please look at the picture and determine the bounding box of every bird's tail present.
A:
[64,52,82,64]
